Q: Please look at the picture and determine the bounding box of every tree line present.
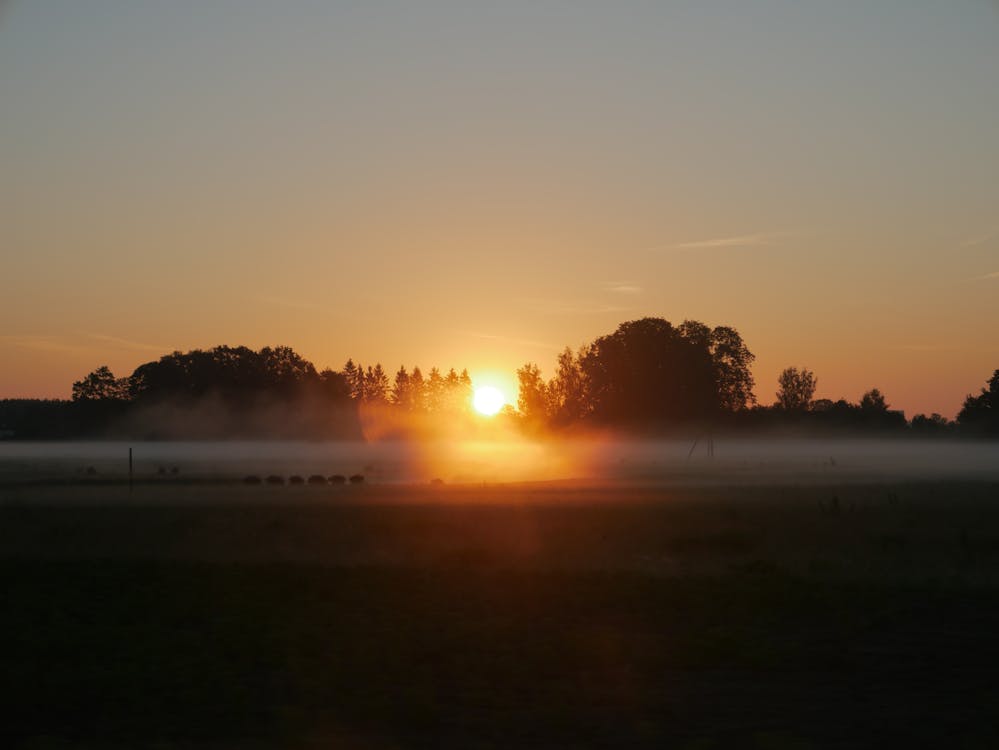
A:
[1,317,997,438]
[0,346,476,439]
[514,318,997,437]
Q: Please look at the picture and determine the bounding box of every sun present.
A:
[473,386,505,416]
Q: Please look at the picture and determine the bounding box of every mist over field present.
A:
[2,437,997,489]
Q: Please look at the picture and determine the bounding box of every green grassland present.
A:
[3,481,999,748]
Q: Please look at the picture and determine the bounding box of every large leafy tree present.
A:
[676,321,756,411]
[860,388,888,412]
[957,369,999,435]
[72,366,130,401]
[580,318,718,425]
[547,347,589,425]
[259,346,318,393]
[775,367,817,411]
[708,326,756,410]
[128,345,322,403]
[318,368,351,401]
[516,363,548,424]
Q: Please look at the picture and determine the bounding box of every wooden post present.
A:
[129,446,133,491]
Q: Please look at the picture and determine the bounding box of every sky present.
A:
[2,0,998,417]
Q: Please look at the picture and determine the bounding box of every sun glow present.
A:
[473,386,505,416]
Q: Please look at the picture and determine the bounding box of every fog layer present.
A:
[1,438,997,487]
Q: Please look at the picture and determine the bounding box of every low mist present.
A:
[2,436,997,488]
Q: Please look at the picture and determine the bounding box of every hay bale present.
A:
[348,474,365,485]
[307,474,327,485]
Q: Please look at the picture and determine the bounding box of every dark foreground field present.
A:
[3,482,999,748]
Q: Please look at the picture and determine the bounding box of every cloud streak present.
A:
[604,283,642,295]
[672,232,782,250]
[86,333,167,352]
[893,343,959,353]
[0,335,87,354]
[960,231,998,248]
[1,334,169,356]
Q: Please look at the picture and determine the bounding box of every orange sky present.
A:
[2,2,998,418]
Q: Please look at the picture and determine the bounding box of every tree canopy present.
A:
[516,317,756,430]
[775,367,817,411]
[958,369,999,436]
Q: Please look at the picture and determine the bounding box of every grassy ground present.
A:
[3,482,999,748]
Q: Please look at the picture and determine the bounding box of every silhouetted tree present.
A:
[776,367,817,411]
[676,321,756,410]
[343,359,365,401]
[127,345,320,404]
[547,347,589,425]
[392,366,412,408]
[72,366,129,401]
[911,412,952,436]
[958,369,999,436]
[426,367,445,413]
[517,363,548,425]
[259,346,317,391]
[62,345,360,439]
[364,364,390,403]
[581,318,717,426]
[857,388,906,430]
[447,368,473,412]
[860,388,888,412]
[319,368,351,401]
[708,326,756,410]
[409,367,427,412]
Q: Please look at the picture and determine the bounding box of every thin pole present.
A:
[687,435,700,460]
[129,446,133,491]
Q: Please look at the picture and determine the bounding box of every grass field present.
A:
[4,480,999,748]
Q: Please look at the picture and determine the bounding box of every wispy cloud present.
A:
[0,335,86,354]
[1,333,168,356]
[893,344,959,353]
[672,232,782,250]
[86,333,166,352]
[604,283,642,295]
[467,332,558,350]
[960,231,998,248]
[974,270,999,280]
